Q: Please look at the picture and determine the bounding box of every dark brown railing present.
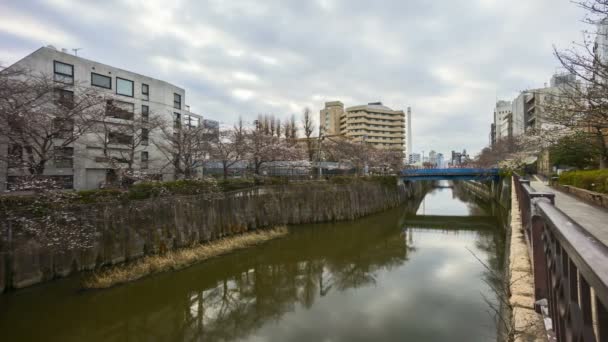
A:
[513,174,608,341]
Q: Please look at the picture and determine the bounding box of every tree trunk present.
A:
[596,128,608,169]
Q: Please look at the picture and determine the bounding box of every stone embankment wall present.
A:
[0,181,426,293]
[508,180,547,342]
[460,178,510,209]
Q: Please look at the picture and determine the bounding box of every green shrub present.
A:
[366,175,398,187]
[218,178,256,192]
[329,175,357,185]
[559,169,608,194]
[76,189,125,203]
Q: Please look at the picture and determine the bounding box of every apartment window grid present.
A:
[106,100,134,120]
[54,89,74,109]
[91,73,111,89]
[116,77,134,97]
[173,112,181,129]
[141,128,149,146]
[53,146,74,168]
[184,114,199,129]
[142,83,149,101]
[174,93,182,109]
[53,61,74,84]
[141,151,149,169]
[141,105,149,122]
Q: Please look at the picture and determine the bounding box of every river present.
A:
[0,181,506,342]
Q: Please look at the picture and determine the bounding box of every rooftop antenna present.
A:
[72,48,82,56]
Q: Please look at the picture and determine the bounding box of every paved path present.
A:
[531,176,608,246]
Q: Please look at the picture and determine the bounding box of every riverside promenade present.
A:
[531,176,608,246]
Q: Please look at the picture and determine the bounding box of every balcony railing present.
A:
[513,174,608,341]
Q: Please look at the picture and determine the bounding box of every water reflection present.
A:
[0,181,506,342]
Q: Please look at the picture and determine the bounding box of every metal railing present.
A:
[513,174,608,341]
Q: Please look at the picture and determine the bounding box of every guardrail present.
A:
[513,174,608,341]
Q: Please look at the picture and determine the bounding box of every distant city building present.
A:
[0,46,210,190]
[436,153,445,168]
[428,150,437,166]
[408,153,421,164]
[320,101,408,158]
[595,17,608,64]
[492,100,513,143]
[450,149,469,166]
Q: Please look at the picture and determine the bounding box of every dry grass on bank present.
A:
[83,226,288,289]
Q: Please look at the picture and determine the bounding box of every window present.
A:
[52,117,74,139]
[174,93,182,109]
[8,144,23,167]
[116,77,134,97]
[142,84,149,101]
[54,89,74,108]
[107,132,133,145]
[184,114,199,129]
[173,112,181,129]
[142,105,149,122]
[54,147,74,168]
[141,128,149,145]
[54,61,74,84]
[91,73,111,89]
[141,151,149,169]
[106,100,134,120]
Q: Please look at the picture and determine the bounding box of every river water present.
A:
[0,181,506,342]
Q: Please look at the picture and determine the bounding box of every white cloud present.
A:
[0,10,78,46]
[1,0,590,155]
[232,88,256,100]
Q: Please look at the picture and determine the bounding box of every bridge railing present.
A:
[513,173,608,341]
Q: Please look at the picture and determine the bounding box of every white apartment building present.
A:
[493,100,513,140]
[1,46,211,190]
[320,101,408,158]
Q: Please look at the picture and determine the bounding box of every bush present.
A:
[559,169,608,194]
[218,178,256,192]
[328,175,357,185]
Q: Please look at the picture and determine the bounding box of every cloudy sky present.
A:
[0,0,590,156]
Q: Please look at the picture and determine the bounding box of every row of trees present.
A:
[0,67,406,190]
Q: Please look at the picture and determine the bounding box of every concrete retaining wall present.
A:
[1,181,425,293]
[553,184,608,209]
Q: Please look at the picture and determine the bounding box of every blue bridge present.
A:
[400,168,500,181]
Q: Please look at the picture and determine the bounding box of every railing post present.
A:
[530,197,552,303]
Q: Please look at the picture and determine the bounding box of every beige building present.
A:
[320,101,407,156]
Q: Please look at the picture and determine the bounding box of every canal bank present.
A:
[0,181,507,342]
[1,179,430,293]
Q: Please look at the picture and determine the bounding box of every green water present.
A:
[0,183,506,342]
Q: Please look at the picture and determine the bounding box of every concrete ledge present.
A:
[510,179,547,342]
[554,184,608,209]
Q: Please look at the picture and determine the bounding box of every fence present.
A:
[513,174,608,341]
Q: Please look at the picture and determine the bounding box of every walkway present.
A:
[531,176,608,246]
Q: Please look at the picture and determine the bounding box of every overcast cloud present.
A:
[0,0,589,155]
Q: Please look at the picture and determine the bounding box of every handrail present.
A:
[513,173,608,341]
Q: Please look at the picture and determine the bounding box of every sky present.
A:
[0,0,590,156]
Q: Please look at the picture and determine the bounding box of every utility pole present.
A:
[72,48,82,56]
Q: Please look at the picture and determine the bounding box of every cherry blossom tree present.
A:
[0,68,108,177]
